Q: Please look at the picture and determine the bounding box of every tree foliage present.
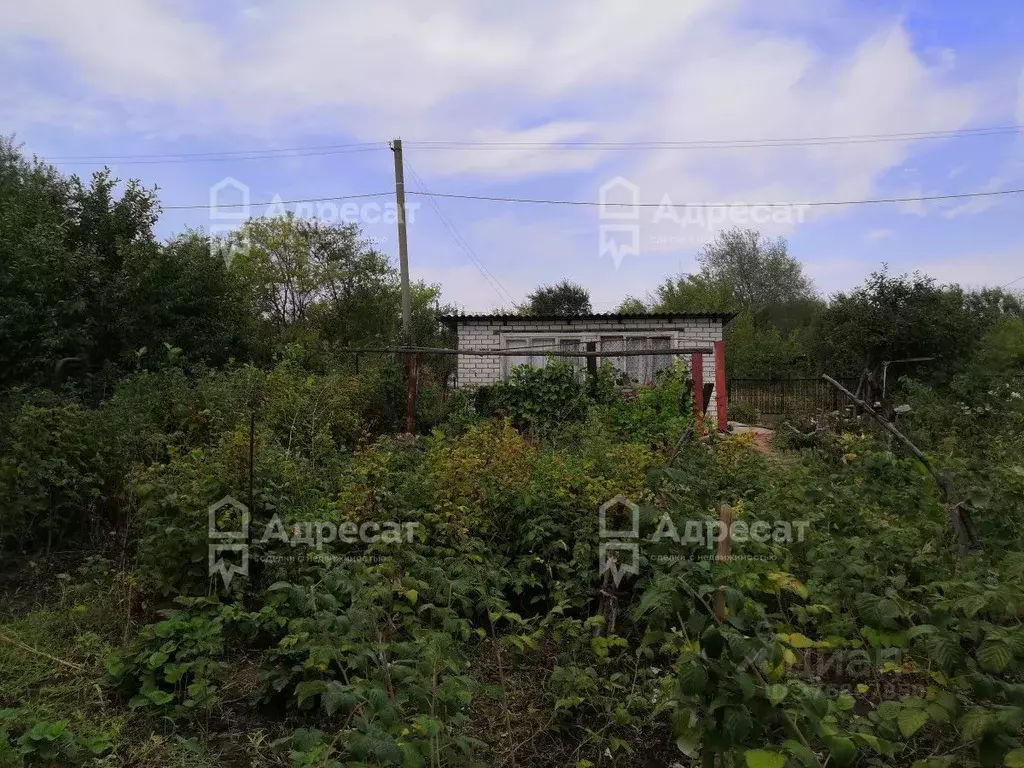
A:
[653,229,821,376]
[813,269,1022,381]
[695,227,814,316]
[3,137,1024,767]
[522,279,592,315]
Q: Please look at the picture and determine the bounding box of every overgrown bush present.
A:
[0,400,112,553]
[476,360,589,434]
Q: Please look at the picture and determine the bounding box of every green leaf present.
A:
[105,655,126,680]
[767,683,789,705]
[677,661,708,695]
[825,736,857,766]
[295,680,327,708]
[322,681,356,716]
[1009,628,1024,657]
[960,708,992,741]
[675,734,699,759]
[851,732,890,753]
[144,689,173,706]
[1004,748,1024,767]
[861,627,908,648]
[783,739,818,766]
[783,632,817,649]
[744,749,786,768]
[926,632,965,669]
[404,589,419,605]
[673,709,700,758]
[978,640,1013,672]
[147,651,169,669]
[899,707,930,738]
[875,700,902,721]
[996,706,1024,732]
[723,707,753,742]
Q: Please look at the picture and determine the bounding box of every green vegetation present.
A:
[1,140,1024,767]
[631,227,1022,380]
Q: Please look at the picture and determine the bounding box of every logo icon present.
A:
[209,177,250,220]
[598,495,640,586]
[598,177,641,267]
[208,177,251,266]
[598,177,640,220]
[208,495,249,588]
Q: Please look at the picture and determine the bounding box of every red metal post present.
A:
[714,340,727,432]
[691,352,704,431]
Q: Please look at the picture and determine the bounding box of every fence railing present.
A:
[727,377,859,415]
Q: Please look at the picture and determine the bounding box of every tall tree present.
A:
[695,227,814,317]
[812,269,1022,380]
[617,296,648,313]
[651,229,822,377]
[232,213,454,352]
[522,280,592,315]
[0,139,257,388]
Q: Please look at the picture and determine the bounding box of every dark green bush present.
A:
[478,360,589,434]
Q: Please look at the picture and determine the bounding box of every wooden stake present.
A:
[692,352,704,433]
[703,503,734,768]
[713,504,733,618]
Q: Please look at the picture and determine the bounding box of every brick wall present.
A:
[452,316,724,387]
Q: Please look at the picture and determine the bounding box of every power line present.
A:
[405,187,1024,209]
[1002,273,1024,289]
[48,146,388,166]
[43,141,388,161]
[407,125,1024,151]
[37,123,1024,164]
[162,191,391,211]
[403,159,516,306]
[159,185,1024,212]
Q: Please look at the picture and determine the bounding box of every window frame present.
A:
[501,331,674,382]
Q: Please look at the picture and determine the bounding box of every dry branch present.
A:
[821,374,980,555]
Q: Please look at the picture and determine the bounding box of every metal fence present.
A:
[727,377,859,415]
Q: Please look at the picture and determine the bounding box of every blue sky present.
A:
[3,0,1022,311]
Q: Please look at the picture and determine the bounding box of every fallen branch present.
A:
[0,630,85,671]
[821,374,980,555]
[784,416,829,446]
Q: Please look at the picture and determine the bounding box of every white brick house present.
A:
[440,312,734,388]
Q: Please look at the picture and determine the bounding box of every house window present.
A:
[504,337,583,376]
[600,336,672,383]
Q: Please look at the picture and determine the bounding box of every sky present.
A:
[2,0,1023,312]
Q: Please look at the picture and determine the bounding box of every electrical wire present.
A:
[48,146,388,166]
[403,159,517,306]
[158,185,1024,212]
[162,191,391,211]
[38,124,1024,164]
[404,187,1024,209]
[406,125,1024,150]
[1001,273,1024,289]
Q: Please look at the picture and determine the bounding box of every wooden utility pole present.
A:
[391,138,415,432]
[391,139,412,336]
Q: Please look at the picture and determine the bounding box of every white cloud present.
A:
[2,0,222,100]
[865,228,894,242]
[943,175,1009,218]
[1018,66,1024,125]
[914,250,1023,289]
[3,0,1020,307]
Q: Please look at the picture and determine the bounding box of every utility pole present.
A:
[391,139,412,338]
[391,139,416,433]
